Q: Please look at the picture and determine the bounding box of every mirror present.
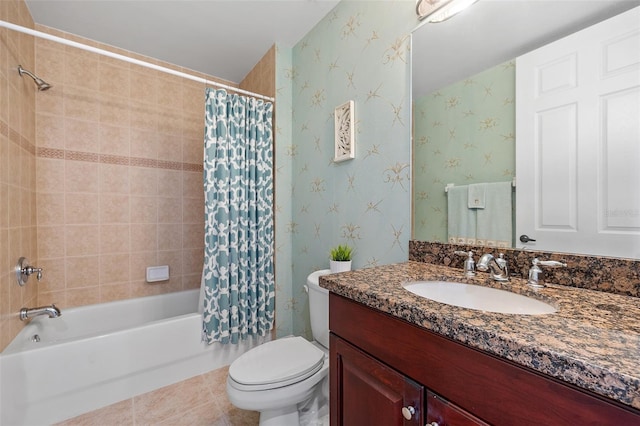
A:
[411,0,640,257]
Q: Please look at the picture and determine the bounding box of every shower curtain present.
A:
[202,88,275,345]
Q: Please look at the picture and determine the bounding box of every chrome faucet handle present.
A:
[527,258,567,288]
[15,257,44,286]
[454,250,476,277]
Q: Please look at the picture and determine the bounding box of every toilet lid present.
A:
[229,336,325,388]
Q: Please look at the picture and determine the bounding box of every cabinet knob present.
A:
[401,405,416,420]
[427,423,439,426]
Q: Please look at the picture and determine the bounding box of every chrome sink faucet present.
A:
[454,250,476,277]
[476,253,509,281]
[20,304,61,321]
[527,258,567,288]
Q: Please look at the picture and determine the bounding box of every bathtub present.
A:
[0,289,269,425]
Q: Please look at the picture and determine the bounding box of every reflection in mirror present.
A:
[411,0,640,257]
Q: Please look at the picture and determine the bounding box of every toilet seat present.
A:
[228,336,325,391]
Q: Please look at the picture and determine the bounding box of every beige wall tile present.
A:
[100,163,129,194]
[156,131,181,161]
[129,128,157,159]
[130,196,157,224]
[157,223,182,251]
[99,62,130,99]
[130,223,157,252]
[100,193,130,224]
[65,224,99,256]
[100,253,130,285]
[36,192,65,225]
[65,255,99,289]
[100,93,130,126]
[100,282,131,303]
[156,169,182,197]
[65,160,99,193]
[100,224,130,254]
[129,251,157,281]
[36,157,65,194]
[129,166,156,195]
[38,225,65,259]
[63,86,100,122]
[65,192,99,225]
[183,223,204,250]
[65,51,99,91]
[64,118,99,153]
[35,257,66,292]
[36,113,64,149]
[99,124,129,156]
[157,197,181,223]
[66,286,99,308]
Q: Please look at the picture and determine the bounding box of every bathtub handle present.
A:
[16,257,44,286]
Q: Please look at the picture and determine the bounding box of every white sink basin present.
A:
[402,281,556,315]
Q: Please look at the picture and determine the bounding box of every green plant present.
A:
[330,244,353,262]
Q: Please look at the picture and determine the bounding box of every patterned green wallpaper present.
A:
[274,0,416,338]
[413,60,516,243]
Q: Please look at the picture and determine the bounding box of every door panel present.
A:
[516,7,640,258]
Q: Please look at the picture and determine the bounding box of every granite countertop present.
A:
[319,261,640,410]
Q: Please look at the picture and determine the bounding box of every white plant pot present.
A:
[330,260,352,273]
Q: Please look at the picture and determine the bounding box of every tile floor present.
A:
[54,366,259,426]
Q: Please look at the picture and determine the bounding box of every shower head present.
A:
[18,65,52,91]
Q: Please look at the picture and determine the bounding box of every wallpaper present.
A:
[276,0,416,338]
[413,60,516,243]
[274,44,294,337]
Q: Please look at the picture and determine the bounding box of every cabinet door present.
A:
[330,334,424,426]
[426,390,489,426]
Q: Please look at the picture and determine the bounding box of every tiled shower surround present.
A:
[32,24,219,312]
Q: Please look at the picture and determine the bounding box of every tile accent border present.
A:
[1,118,203,172]
[2,118,36,155]
[36,146,203,172]
[409,240,640,298]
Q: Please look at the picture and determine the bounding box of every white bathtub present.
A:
[0,289,268,425]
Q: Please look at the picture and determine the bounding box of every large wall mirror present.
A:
[411,0,640,258]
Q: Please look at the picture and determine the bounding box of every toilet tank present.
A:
[306,269,331,349]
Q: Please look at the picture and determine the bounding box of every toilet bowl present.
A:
[226,269,331,426]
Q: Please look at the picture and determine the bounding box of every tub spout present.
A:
[20,304,61,321]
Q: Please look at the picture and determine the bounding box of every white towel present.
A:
[468,184,486,209]
[447,185,477,245]
[476,182,512,248]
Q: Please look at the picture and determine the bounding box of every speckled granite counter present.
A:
[319,261,640,409]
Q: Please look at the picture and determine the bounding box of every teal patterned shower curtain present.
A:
[202,88,275,344]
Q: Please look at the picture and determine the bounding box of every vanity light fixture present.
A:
[416,0,479,23]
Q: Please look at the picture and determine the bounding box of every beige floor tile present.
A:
[157,401,226,426]
[54,399,134,426]
[133,375,215,425]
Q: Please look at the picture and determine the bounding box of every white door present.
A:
[516,6,640,259]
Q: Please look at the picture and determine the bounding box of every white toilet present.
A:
[226,270,331,426]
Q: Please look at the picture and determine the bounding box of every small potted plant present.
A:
[329,244,353,273]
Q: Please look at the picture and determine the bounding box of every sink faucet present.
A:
[20,304,61,321]
[527,258,567,288]
[476,253,509,281]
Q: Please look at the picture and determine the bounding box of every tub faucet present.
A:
[476,253,509,281]
[20,304,61,321]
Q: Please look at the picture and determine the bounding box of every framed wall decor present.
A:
[334,100,355,162]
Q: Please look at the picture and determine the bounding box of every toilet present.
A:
[226,270,331,426]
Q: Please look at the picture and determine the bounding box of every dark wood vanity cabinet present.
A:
[331,335,424,425]
[329,293,640,426]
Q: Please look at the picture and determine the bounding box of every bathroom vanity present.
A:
[321,262,640,425]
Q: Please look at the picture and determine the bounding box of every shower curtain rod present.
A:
[0,19,275,102]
